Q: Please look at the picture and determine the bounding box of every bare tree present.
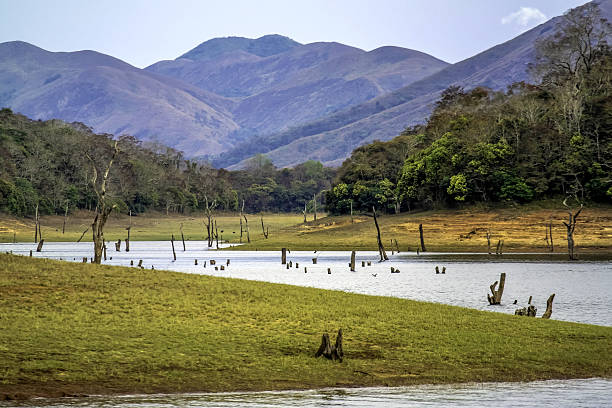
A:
[372,207,388,261]
[563,197,583,260]
[203,196,216,248]
[87,141,119,264]
[531,2,611,85]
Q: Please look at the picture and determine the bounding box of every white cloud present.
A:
[501,7,547,27]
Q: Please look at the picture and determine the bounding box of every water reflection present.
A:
[3,379,611,407]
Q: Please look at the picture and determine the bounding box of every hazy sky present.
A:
[0,0,588,68]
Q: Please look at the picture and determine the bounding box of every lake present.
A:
[1,379,611,407]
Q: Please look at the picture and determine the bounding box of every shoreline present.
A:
[3,376,612,402]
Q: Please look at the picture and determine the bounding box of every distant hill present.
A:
[147,37,449,137]
[1,35,448,159]
[219,0,612,168]
[2,0,608,168]
[0,41,239,155]
[179,34,301,60]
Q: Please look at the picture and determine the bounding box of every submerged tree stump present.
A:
[487,272,506,305]
[315,329,344,362]
[542,293,555,319]
[515,305,537,317]
[36,239,44,252]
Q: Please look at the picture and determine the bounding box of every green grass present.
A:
[0,254,611,398]
[0,212,305,243]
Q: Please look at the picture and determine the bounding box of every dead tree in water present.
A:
[542,294,555,319]
[372,207,388,261]
[419,223,426,252]
[180,223,186,251]
[171,234,177,261]
[487,272,506,305]
[562,199,583,260]
[203,196,217,248]
[87,141,119,264]
[315,329,344,362]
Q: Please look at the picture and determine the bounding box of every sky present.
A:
[0,0,589,68]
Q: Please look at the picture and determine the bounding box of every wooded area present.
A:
[326,4,611,214]
[0,112,334,218]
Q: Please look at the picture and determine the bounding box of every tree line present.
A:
[0,111,334,217]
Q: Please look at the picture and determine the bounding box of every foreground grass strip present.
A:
[0,254,611,398]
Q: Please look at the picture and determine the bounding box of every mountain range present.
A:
[1,0,609,167]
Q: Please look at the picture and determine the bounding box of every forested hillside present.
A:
[326,3,611,214]
[0,110,333,217]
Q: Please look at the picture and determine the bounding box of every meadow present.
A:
[1,253,611,399]
[1,203,610,254]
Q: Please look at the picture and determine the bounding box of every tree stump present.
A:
[315,329,344,362]
[281,248,287,264]
[487,272,506,305]
[350,251,356,271]
[515,305,537,317]
[36,239,44,252]
[542,294,555,319]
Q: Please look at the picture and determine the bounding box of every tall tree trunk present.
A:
[89,141,119,264]
[419,223,426,252]
[563,199,583,260]
[373,207,388,261]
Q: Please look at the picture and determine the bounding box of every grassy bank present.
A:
[1,254,611,399]
[233,204,612,253]
[1,204,611,254]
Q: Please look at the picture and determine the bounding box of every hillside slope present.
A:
[221,0,612,168]
[0,41,239,155]
[148,36,449,137]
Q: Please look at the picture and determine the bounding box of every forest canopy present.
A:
[0,110,334,217]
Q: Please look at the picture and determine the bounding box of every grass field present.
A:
[0,202,611,254]
[1,253,611,399]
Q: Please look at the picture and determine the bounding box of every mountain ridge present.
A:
[220,0,612,168]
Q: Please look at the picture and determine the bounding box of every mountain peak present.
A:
[179,34,301,61]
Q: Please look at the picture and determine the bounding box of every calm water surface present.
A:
[2,379,611,407]
[2,241,610,326]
